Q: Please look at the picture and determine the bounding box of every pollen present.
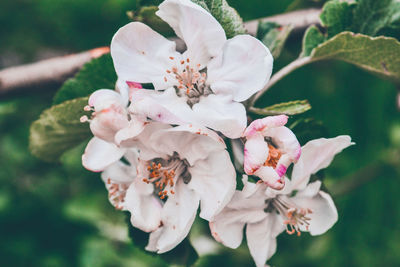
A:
[264,144,282,168]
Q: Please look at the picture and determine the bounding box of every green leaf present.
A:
[53,54,117,105]
[257,21,293,58]
[126,213,198,266]
[191,0,246,38]
[30,97,91,162]
[311,32,400,81]
[320,0,355,38]
[301,25,326,57]
[127,6,174,36]
[352,0,399,36]
[250,100,311,116]
[286,0,327,11]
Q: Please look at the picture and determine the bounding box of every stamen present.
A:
[264,143,282,168]
[270,196,312,237]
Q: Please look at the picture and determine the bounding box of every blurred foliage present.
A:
[1,0,400,267]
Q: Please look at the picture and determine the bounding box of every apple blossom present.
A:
[123,123,237,253]
[210,135,353,267]
[110,0,273,138]
[243,115,301,190]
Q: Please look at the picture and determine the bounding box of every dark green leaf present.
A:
[301,25,326,57]
[311,32,400,82]
[352,0,399,36]
[320,0,355,37]
[30,97,91,162]
[250,100,311,116]
[289,118,328,145]
[286,0,327,11]
[191,0,246,38]
[257,21,293,58]
[53,54,117,105]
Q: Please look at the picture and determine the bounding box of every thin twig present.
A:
[250,56,312,106]
[0,47,110,96]
[0,8,321,96]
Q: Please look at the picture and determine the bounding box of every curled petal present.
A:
[254,166,285,190]
[244,135,269,175]
[207,35,273,102]
[244,115,288,138]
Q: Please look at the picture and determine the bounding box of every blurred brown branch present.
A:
[0,8,321,96]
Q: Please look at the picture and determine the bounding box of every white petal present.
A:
[209,186,268,248]
[114,120,146,147]
[157,0,226,66]
[290,189,338,236]
[125,177,163,232]
[207,35,273,102]
[115,79,130,107]
[246,214,285,267]
[231,139,244,171]
[111,22,180,89]
[193,94,247,138]
[291,135,354,191]
[149,125,225,166]
[149,179,200,253]
[82,137,126,172]
[188,150,236,220]
[244,134,269,175]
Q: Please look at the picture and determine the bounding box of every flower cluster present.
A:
[80,0,353,265]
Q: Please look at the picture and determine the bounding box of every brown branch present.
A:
[0,8,321,96]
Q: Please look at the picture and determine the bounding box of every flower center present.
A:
[106,178,130,210]
[164,57,212,107]
[265,195,312,236]
[264,143,282,168]
[142,152,191,199]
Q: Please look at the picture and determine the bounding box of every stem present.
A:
[250,56,312,106]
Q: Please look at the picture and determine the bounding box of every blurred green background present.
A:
[1,0,400,266]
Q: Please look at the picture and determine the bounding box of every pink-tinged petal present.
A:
[188,150,236,220]
[254,166,285,190]
[246,214,285,267]
[157,0,226,66]
[290,185,338,235]
[125,179,163,233]
[114,120,146,147]
[111,22,180,90]
[193,93,247,138]
[148,179,200,253]
[89,89,124,111]
[90,111,129,143]
[244,135,269,175]
[82,137,126,172]
[207,35,273,102]
[130,88,191,125]
[291,135,354,191]
[244,115,288,138]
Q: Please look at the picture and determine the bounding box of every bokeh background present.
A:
[1,0,400,266]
